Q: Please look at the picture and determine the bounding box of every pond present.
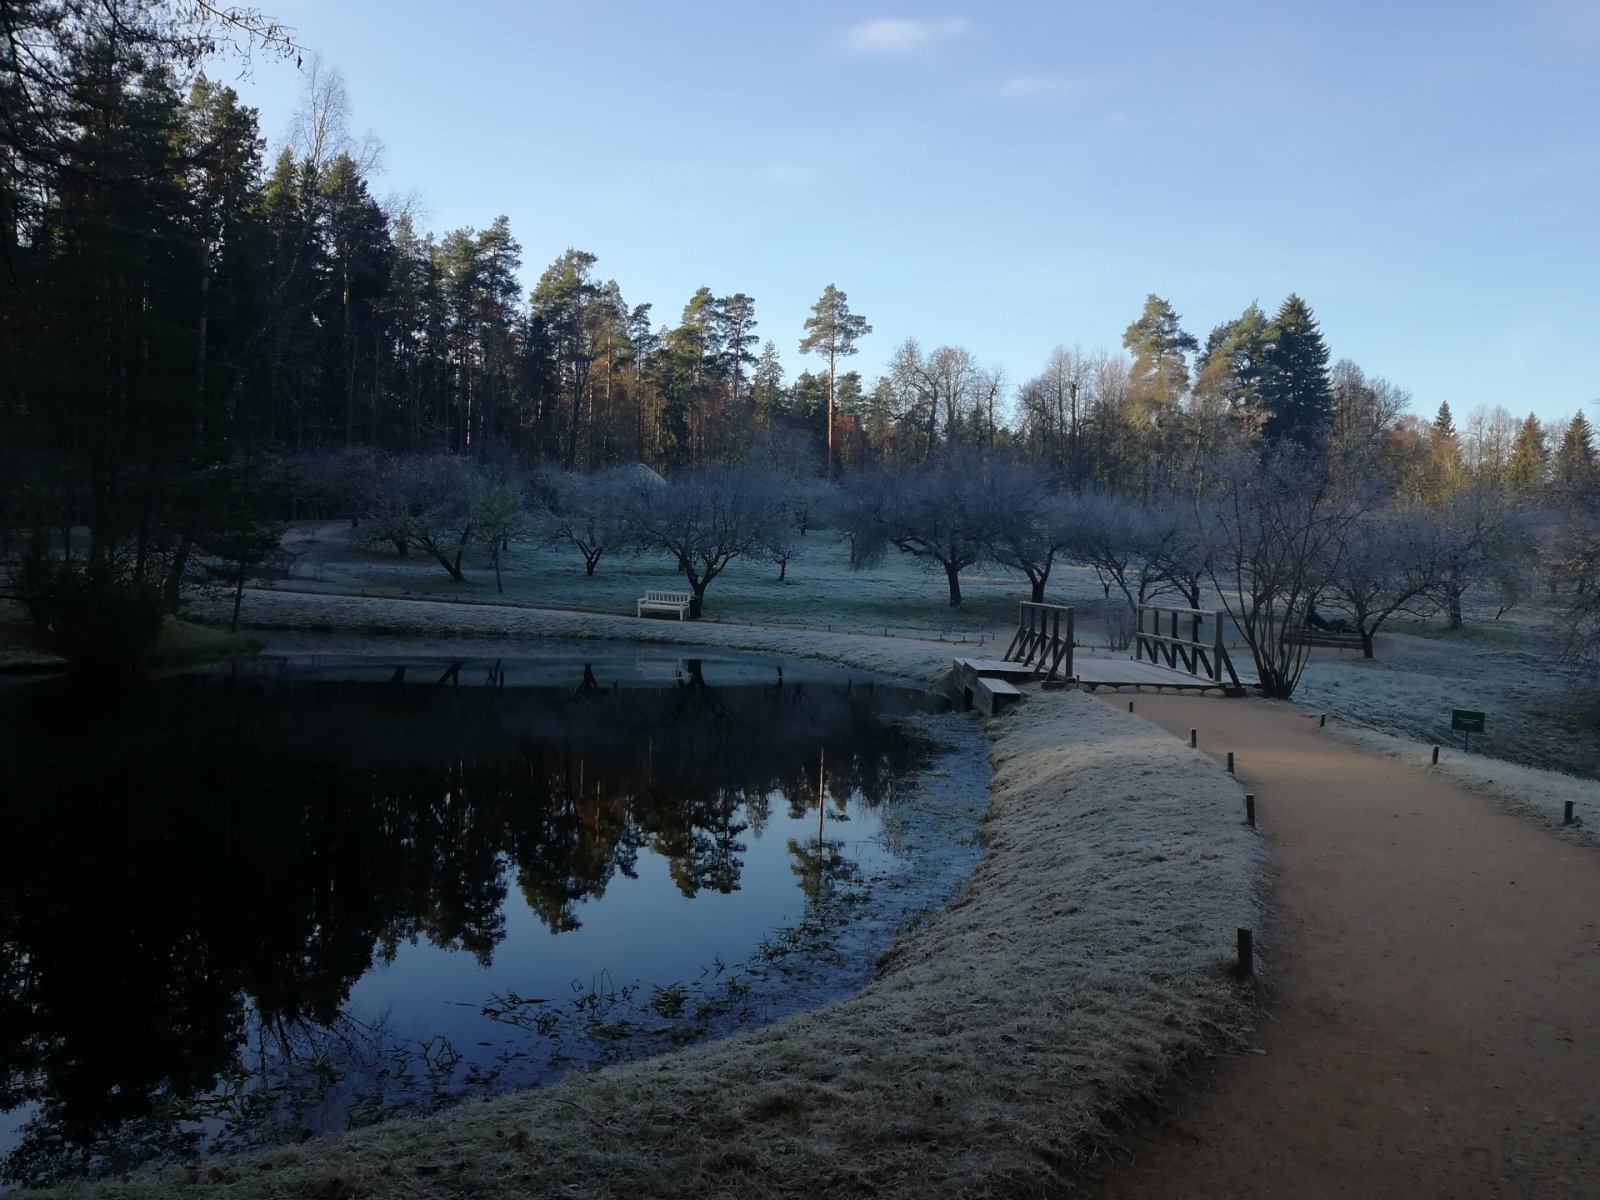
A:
[0,646,988,1188]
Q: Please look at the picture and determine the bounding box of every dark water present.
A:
[0,649,981,1188]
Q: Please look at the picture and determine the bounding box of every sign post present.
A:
[1451,709,1485,752]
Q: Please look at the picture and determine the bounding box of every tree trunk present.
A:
[230,572,246,632]
[944,561,963,607]
[1361,627,1376,659]
[493,547,503,593]
[1029,572,1046,603]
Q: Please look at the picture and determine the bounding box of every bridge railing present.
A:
[1133,604,1243,689]
[1002,602,1075,682]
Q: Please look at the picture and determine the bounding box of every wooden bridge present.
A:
[954,603,1254,712]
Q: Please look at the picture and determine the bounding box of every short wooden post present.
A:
[1127,700,1134,713]
[1227,751,1235,774]
[1320,713,1327,728]
[1236,928,1254,977]
[1245,793,1256,827]
[1564,801,1576,826]
[1190,728,1198,748]
[1431,746,1440,766]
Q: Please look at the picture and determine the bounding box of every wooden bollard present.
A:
[1237,928,1254,978]
[1431,746,1440,766]
[1227,751,1235,774]
[1565,801,1576,826]
[1245,793,1256,827]
[1128,700,1134,713]
[1190,728,1198,748]
[1320,713,1327,728]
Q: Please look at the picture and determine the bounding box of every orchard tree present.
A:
[1322,508,1449,658]
[837,452,1000,607]
[1198,444,1365,698]
[363,455,486,581]
[539,468,641,576]
[624,468,787,613]
[799,284,871,480]
[984,465,1072,603]
[471,480,527,593]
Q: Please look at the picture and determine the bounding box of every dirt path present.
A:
[1087,694,1600,1200]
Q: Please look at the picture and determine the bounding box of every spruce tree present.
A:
[1505,413,1547,490]
[1433,400,1456,439]
[1554,411,1598,493]
[1259,294,1332,448]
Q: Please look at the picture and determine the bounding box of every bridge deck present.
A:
[1072,657,1256,694]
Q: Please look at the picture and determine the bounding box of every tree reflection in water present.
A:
[0,655,945,1186]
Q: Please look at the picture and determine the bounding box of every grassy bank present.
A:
[0,605,261,674]
[44,593,1266,1199]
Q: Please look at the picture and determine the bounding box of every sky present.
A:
[230,0,1600,425]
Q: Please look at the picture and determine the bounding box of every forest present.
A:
[1,2,1597,699]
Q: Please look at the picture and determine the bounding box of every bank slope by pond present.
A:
[36,689,1265,1200]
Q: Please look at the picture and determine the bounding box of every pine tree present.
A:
[1122,294,1198,416]
[1194,301,1270,431]
[1259,294,1332,448]
[1433,400,1456,439]
[799,284,871,479]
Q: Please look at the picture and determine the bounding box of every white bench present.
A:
[637,590,693,620]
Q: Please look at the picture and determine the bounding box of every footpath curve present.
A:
[1088,694,1600,1200]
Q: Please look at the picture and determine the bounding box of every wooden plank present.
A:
[1075,657,1258,692]
[973,675,1022,716]
[954,658,1037,678]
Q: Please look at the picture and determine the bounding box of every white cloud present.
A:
[997,75,1089,103]
[762,164,818,187]
[839,17,971,57]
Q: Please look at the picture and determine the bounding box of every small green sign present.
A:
[1451,709,1485,733]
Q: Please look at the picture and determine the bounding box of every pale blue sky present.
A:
[236,1,1599,424]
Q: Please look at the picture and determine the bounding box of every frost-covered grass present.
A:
[42,689,1264,1200]
[1294,625,1596,780]
[1323,720,1600,848]
[275,520,1113,639]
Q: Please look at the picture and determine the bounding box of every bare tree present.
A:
[1430,486,1534,628]
[836,452,1000,607]
[985,464,1071,603]
[539,468,641,576]
[1061,490,1164,610]
[1321,507,1448,658]
[1197,444,1367,698]
[361,455,486,581]
[624,468,788,613]
[470,480,526,593]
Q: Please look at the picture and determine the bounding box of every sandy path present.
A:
[1087,694,1600,1200]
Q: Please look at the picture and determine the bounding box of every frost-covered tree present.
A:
[1322,507,1449,658]
[624,468,788,612]
[361,455,487,581]
[836,452,1001,607]
[1198,444,1365,698]
[984,464,1072,603]
[539,468,643,576]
